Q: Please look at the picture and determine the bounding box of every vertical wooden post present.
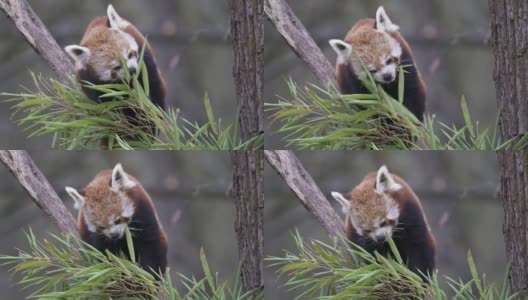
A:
[489,0,528,141]
[229,0,264,143]
[497,150,528,297]
[230,150,264,296]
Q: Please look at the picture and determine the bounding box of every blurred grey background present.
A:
[265,151,504,299]
[0,151,238,299]
[264,0,493,148]
[0,0,234,148]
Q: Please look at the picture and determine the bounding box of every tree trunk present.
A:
[229,0,264,144]
[230,150,264,296]
[489,2,528,295]
[497,151,528,298]
[0,150,78,235]
[489,0,528,140]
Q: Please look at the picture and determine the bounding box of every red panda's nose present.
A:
[129,66,137,74]
[382,73,395,82]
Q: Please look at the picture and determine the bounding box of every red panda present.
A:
[331,165,435,279]
[329,6,426,122]
[65,163,168,279]
[64,5,166,137]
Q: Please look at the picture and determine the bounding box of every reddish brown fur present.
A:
[77,169,168,247]
[76,16,166,108]
[344,171,434,248]
[335,18,427,121]
[73,13,167,145]
[76,169,168,279]
[341,169,436,278]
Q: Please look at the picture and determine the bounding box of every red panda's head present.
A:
[332,165,401,242]
[64,5,139,83]
[66,163,136,239]
[329,6,402,84]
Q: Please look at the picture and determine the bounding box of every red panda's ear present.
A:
[329,39,352,64]
[331,192,350,215]
[107,4,130,30]
[375,6,400,33]
[376,165,401,193]
[65,186,84,210]
[65,45,90,66]
[111,163,137,192]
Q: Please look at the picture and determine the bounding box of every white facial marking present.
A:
[331,192,350,215]
[126,58,138,72]
[387,200,400,220]
[375,64,397,83]
[376,6,400,33]
[82,213,97,233]
[329,39,352,65]
[103,223,127,238]
[370,226,393,241]
[122,199,135,218]
[391,44,402,58]
[349,217,364,236]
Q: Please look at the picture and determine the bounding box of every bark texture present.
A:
[489,0,528,140]
[230,150,264,296]
[264,150,343,237]
[489,2,528,295]
[264,0,336,86]
[497,151,528,298]
[0,150,78,235]
[0,0,74,84]
[229,0,264,144]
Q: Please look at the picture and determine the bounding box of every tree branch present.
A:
[230,150,264,296]
[264,0,336,86]
[0,150,78,235]
[264,150,343,238]
[0,0,74,84]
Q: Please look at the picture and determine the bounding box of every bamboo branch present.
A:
[0,150,78,235]
[0,0,74,84]
[264,0,336,86]
[264,150,343,238]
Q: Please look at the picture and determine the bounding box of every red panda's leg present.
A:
[141,49,166,110]
[402,65,426,122]
[136,239,168,280]
[336,64,366,95]
[404,243,435,281]
[122,24,166,111]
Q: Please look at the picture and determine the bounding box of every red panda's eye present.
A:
[385,58,392,65]
[380,221,387,227]
[113,65,122,72]
[115,217,130,225]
